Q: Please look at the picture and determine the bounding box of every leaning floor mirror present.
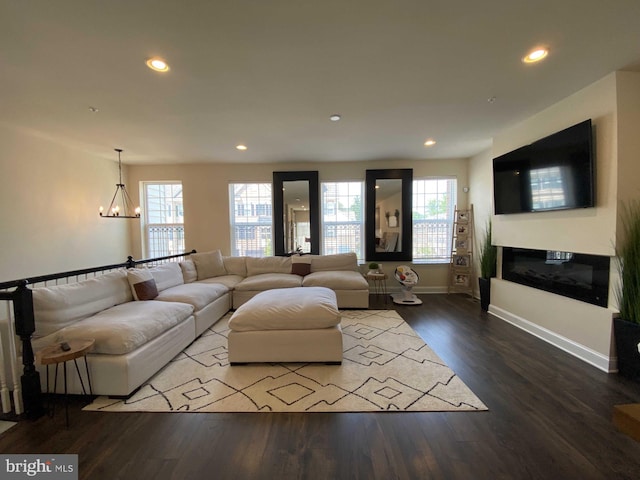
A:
[273,171,320,255]
[365,168,413,262]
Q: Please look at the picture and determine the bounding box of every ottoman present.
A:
[227,287,343,364]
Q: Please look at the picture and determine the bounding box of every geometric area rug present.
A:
[84,310,487,413]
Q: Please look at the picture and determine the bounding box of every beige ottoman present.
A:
[227,287,343,364]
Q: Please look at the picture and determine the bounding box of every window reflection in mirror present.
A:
[282,180,311,253]
[365,169,412,262]
[375,179,402,253]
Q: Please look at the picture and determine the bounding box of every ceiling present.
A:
[3,0,640,165]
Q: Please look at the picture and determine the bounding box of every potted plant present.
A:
[478,220,497,311]
[368,262,381,274]
[613,199,640,381]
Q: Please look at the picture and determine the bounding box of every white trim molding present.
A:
[489,305,616,373]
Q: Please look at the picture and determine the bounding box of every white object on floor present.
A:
[392,265,422,305]
[227,287,343,363]
[0,420,16,435]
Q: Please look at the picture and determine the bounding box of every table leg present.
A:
[46,365,51,417]
[84,356,93,396]
[73,359,88,396]
[63,361,69,427]
[52,363,59,418]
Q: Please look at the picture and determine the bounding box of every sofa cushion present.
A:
[47,300,194,355]
[33,270,132,338]
[179,259,198,284]
[246,256,291,276]
[199,274,245,290]
[229,287,340,332]
[309,252,358,272]
[291,255,312,276]
[156,282,229,311]
[192,250,227,280]
[148,262,185,292]
[223,256,247,277]
[234,273,302,291]
[302,270,369,289]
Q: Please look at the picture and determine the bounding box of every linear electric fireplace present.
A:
[502,247,610,307]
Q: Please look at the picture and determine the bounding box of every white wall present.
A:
[468,147,493,296]
[127,157,470,291]
[615,71,640,214]
[484,71,640,371]
[492,73,618,256]
[0,125,130,282]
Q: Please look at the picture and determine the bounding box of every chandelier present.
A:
[99,148,141,218]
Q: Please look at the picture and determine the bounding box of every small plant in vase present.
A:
[368,262,381,274]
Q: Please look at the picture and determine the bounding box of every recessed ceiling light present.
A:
[329,114,341,122]
[522,47,549,64]
[88,106,99,113]
[146,57,170,72]
[236,144,247,151]
[424,139,436,147]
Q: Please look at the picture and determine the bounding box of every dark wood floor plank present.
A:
[2,294,640,479]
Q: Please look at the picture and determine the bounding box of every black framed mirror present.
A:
[365,169,413,261]
[273,171,320,256]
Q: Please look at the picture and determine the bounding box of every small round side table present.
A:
[37,338,95,426]
[366,272,388,300]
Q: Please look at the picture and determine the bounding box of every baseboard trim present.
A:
[380,286,449,294]
[489,305,615,373]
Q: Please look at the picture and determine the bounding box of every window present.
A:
[229,183,273,256]
[412,178,457,262]
[142,182,185,258]
[530,166,567,210]
[321,181,364,260]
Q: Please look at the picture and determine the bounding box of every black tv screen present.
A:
[493,119,595,215]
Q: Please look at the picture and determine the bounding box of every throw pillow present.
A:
[127,269,159,301]
[191,249,227,280]
[291,255,312,276]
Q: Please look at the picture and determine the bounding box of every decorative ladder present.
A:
[448,204,475,297]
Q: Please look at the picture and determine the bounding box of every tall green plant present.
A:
[478,220,497,279]
[616,200,640,325]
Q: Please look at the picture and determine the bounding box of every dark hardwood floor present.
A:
[2,294,640,479]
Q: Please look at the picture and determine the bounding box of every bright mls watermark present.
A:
[1,455,77,479]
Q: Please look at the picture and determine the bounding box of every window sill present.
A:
[411,259,451,265]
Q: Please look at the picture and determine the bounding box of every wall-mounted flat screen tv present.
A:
[493,119,595,215]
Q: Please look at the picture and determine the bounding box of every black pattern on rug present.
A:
[85,310,487,413]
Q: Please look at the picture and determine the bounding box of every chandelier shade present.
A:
[99,149,141,219]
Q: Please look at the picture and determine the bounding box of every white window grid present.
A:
[321,181,364,260]
[229,183,273,257]
[142,182,185,258]
[412,178,457,262]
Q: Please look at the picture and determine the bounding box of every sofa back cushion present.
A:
[148,262,184,292]
[309,252,358,272]
[191,250,227,280]
[179,259,198,283]
[246,256,292,276]
[33,269,132,338]
[223,256,247,277]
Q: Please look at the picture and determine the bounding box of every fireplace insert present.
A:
[502,247,610,307]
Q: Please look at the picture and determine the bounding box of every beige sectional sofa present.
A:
[31,251,368,397]
[201,252,369,309]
